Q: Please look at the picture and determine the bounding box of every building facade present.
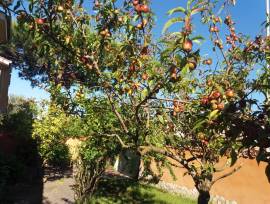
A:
[0,56,12,113]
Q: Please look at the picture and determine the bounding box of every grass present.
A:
[84,176,196,204]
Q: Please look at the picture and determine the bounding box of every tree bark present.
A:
[196,178,212,204]
[198,190,210,204]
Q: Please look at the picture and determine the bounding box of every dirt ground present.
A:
[158,158,270,204]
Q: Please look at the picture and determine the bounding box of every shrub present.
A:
[32,102,71,166]
[73,135,120,202]
[0,96,38,198]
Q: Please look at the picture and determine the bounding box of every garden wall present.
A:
[157,158,270,204]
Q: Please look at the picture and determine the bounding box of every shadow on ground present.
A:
[88,175,168,204]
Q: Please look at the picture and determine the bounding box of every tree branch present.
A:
[135,82,162,123]
[138,146,191,171]
[101,133,128,148]
[211,163,243,185]
[106,92,129,134]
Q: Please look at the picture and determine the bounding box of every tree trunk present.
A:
[198,190,210,204]
[196,178,212,204]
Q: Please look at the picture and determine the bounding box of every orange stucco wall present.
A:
[157,158,270,204]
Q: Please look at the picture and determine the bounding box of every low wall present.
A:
[157,158,270,204]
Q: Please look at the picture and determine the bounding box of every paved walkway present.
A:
[42,167,75,204]
[43,177,74,204]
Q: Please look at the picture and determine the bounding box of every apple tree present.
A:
[0,0,270,203]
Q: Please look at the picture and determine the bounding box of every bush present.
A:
[73,135,120,202]
[0,96,38,198]
[32,102,71,166]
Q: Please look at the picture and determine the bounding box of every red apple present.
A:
[183,39,193,52]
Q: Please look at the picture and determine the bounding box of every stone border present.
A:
[149,181,237,204]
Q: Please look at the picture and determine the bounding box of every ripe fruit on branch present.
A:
[100,28,110,37]
[142,73,148,80]
[142,19,148,27]
[129,63,136,72]
[226,89,234,97]
[94,1,100,8]
[203,58,212,65]
[173,99,179,107]
[187,59,197,70]
[135,4,150,13]
[211,103,218,110]
[136,23,143,30]
[214,40,223,49]
[210,91,221,99]
[171,72,177,80]
[135,4,141,12]
[140,4,150,13]
[217,103,225,110]
[183,39,193,52]
[214,17,221,23]
[210,26,219,33]
[170,66,177,74]
[80,55,90,64]
[35,18,45,25]
[200,96,209,106]
[198,132,205,140]
[57,5,64,12]
[133,0,139,6]
[173,103,184,113]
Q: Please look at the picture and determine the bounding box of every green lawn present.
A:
[83,177,196,204]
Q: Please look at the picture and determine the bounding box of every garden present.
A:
[0,0,270,204]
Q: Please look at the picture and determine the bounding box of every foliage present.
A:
[1,0,270,203]
[74,135,120,202]
[32,101,72,166]
[0,95,36,139]
[0,96,38,200]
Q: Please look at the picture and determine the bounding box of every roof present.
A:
[0,56,12,66]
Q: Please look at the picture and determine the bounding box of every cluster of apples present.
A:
[133,0,150,13]
[224,16,240,51]
[197,132,209,146]
[200,89,235,111]
[173,99,184,116]
[100,28,111,37]
[132,0,150,30]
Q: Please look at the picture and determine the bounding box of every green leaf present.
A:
[13,1,21,11]
[187,0,196,10]
[162,17,184,34]
[158,115,165,124]
[208,110,219,120]
[167,7,186,16]
[192,119,207,131]
[191,35,205,45]
[181,64,189,76]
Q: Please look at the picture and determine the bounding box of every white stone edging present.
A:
[148,181,237,204]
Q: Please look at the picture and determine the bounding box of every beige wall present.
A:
[154,158,270,204]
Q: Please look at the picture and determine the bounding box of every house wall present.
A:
[0,64,11,113]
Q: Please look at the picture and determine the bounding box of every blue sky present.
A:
[9,0,266,100]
